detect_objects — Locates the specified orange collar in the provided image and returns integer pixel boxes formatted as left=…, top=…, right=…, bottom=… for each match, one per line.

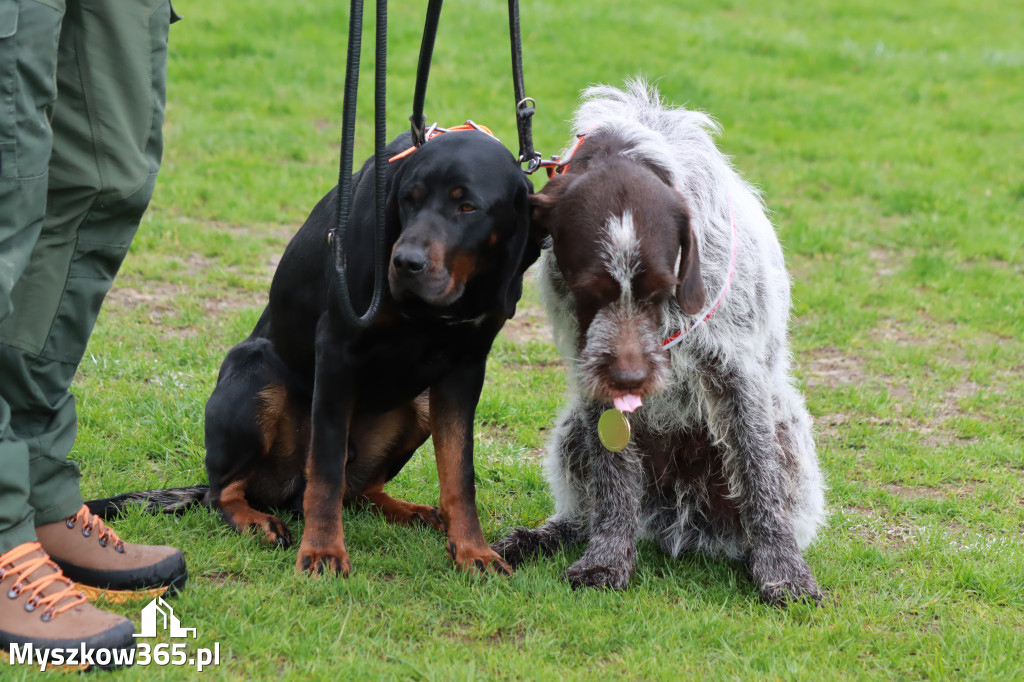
left=388, top=121, right=498, bottom=163
left=538, top=133, right=586, bottom=179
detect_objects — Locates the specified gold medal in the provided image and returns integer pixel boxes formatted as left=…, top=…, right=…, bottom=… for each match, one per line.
left=598, top=408, right=631, bottom=452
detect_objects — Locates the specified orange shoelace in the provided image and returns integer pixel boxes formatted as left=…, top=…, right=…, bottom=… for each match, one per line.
left=66, top=505, right=125, bottom=552
left=0, top=542, right=89, bottom=620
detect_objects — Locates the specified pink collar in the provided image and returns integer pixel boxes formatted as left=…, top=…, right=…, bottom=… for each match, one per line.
left=661, top=195, right=738, bottom=350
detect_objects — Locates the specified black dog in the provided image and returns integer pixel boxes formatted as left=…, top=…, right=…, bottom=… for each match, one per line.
left=91, top=129, right=537, bottom=577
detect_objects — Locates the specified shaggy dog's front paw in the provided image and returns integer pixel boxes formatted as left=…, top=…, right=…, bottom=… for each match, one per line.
left=751, top=547, right=822, bottom=606
left=758, top=573, right=823, bottom=606
left=565, top=560, right=633, bottom=590
left=490, top=527, right=544, bottom=568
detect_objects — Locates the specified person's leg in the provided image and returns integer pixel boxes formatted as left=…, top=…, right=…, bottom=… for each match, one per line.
left=0, top=2, right=138, bottom=668
left=0, top=0, right=186, bottom=609
left=0, top=0, right=171, bottom=529
left=0, top=0, right=66, bottom=556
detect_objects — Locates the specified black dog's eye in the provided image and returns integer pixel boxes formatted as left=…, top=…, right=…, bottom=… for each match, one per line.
left=459, top=204, right=476, bottom=213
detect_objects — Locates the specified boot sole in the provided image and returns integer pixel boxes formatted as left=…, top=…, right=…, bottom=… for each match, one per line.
left=75, top=570, right=188, bottom=604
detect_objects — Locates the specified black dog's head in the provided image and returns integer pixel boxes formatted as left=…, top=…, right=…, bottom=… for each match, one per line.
left=386, top=131, right=536, bottom=318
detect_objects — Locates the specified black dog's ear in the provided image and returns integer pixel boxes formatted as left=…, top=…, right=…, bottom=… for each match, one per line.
left=676, top=204, right=706, bottom=315
left=384, top=160, right=407, bottom=245
left=497, top=174, right=540, bottom=319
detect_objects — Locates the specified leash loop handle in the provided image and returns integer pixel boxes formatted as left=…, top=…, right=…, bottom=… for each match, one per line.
left=331, top=0, right=388, bottom=330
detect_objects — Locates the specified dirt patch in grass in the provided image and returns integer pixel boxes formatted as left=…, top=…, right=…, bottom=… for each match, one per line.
left=842, top=506, right=1014, bottom=554
left=487, top=628, right=527, bottom=646
left=845, top=506, right=920, bottom=549
left=803, top=347, right=870, bottom=389
left=869, top=246, right=904, bottom=278
left=107, top=283, right=265, bottom=339
left=201, top=570, right=252, bottom=587
left=882, top=480, right=982, bottom=501
left=818, top=410, right=979, bottom=452
left=105, top=251, right=268, bottom=337
left=805, top=339, right=988, bottom=448
left=106, top=283, right=181, bottom=313
left=872, top=315, right=1012, bottom=351
left=501, top=299, right=553, bottom=345
left=844, top=506, right=956, bottom=551
left=188, top=219, right=295, bottom=241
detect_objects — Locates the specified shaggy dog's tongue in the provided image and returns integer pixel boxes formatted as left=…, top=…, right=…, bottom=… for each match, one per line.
left=613, top=394, right=643, bottom=413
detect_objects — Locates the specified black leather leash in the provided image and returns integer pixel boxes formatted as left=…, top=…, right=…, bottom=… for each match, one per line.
left=409, top=0, right=444, bottom=147
left=333, top=0, right=541, bottom=330
left=507, top=0, right=542, bottom=173
left=409, top=0, right=541, bottom=170
left=331, top=0, right=388, bottom=330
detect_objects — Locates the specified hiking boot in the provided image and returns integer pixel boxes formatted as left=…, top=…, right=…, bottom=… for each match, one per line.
left=0, top=542, right=135, bottom=671
left=36, top=505, right=187, bottom=603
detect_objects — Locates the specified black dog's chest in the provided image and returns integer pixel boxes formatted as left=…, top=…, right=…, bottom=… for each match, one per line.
left=350, top=319, right=486, bottom=412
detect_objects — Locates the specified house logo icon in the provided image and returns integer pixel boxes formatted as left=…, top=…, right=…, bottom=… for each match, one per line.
left=134, top=596, right=197, bottom=639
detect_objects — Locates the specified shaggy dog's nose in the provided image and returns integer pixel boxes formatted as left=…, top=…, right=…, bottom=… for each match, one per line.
left=392, top=245, right=428, bottom=275
left=609, top=358, right=648, bottom=390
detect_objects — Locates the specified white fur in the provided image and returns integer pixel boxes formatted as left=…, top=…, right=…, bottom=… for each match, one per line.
left=600, top=211, right=640, bottom=301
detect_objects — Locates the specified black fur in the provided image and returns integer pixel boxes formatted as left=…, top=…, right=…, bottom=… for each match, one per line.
left=86, top=485, right=209, bottom=518
left=91, top=130, right=539, bottom=577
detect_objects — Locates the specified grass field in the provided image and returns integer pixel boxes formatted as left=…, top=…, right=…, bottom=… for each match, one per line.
left=12, top=0, right=1023, bottom=679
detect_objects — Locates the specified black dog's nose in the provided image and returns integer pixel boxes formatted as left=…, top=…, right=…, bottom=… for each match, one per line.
left=392, top=246, right=428, bottom=275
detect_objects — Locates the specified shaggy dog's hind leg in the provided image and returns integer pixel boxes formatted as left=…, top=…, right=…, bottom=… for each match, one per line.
left=699, top=358, right=823, bottom=606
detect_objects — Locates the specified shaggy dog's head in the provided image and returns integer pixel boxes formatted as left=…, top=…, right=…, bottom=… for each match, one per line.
left=533, top=138, right=705, bottom=405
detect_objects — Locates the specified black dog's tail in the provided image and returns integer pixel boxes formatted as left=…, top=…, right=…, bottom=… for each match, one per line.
left=86, top=485, right=210, bottom=520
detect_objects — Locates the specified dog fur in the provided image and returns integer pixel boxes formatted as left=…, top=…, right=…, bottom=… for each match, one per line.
left=88, top=129, right=537, bottom=578
left=492, top=80, right=826, bottom=604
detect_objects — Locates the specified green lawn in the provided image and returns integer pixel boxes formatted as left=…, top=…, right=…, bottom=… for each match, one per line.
left=18, top=0, right=1024, bottom=679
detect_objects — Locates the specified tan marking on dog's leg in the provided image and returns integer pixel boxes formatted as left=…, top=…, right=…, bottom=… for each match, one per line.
left=217, top=480, right=292, bottom=547
left=430, top=395, right=511, bottom=576
left=359, top=481, right=446, bottom=532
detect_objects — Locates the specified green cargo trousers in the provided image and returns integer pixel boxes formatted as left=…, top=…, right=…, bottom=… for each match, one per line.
left=0, top=0, right=175, bottom=553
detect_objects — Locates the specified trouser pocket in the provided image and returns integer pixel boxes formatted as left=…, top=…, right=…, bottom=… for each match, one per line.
left=0, top=1, right=19, bottom=179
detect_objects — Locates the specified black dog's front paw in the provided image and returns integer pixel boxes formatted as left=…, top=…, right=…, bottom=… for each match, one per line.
left=296, top=543, right=351, bottom=578
left=490, top=527, right=545, bottom=568
left=565, top=560, right=633, bottom=590
left=751, top=547, right=822, bottom=606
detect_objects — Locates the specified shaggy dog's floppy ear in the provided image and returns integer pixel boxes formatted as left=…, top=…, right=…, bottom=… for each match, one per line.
left=676, top=206, right=706, bottom=315
left=528, top=174, right=569, bottom=240
left=497, top=174, right=540, bottom=319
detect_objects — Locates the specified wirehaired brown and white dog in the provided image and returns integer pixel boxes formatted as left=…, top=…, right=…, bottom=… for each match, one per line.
left=492, top=80, right=826, bottom=605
